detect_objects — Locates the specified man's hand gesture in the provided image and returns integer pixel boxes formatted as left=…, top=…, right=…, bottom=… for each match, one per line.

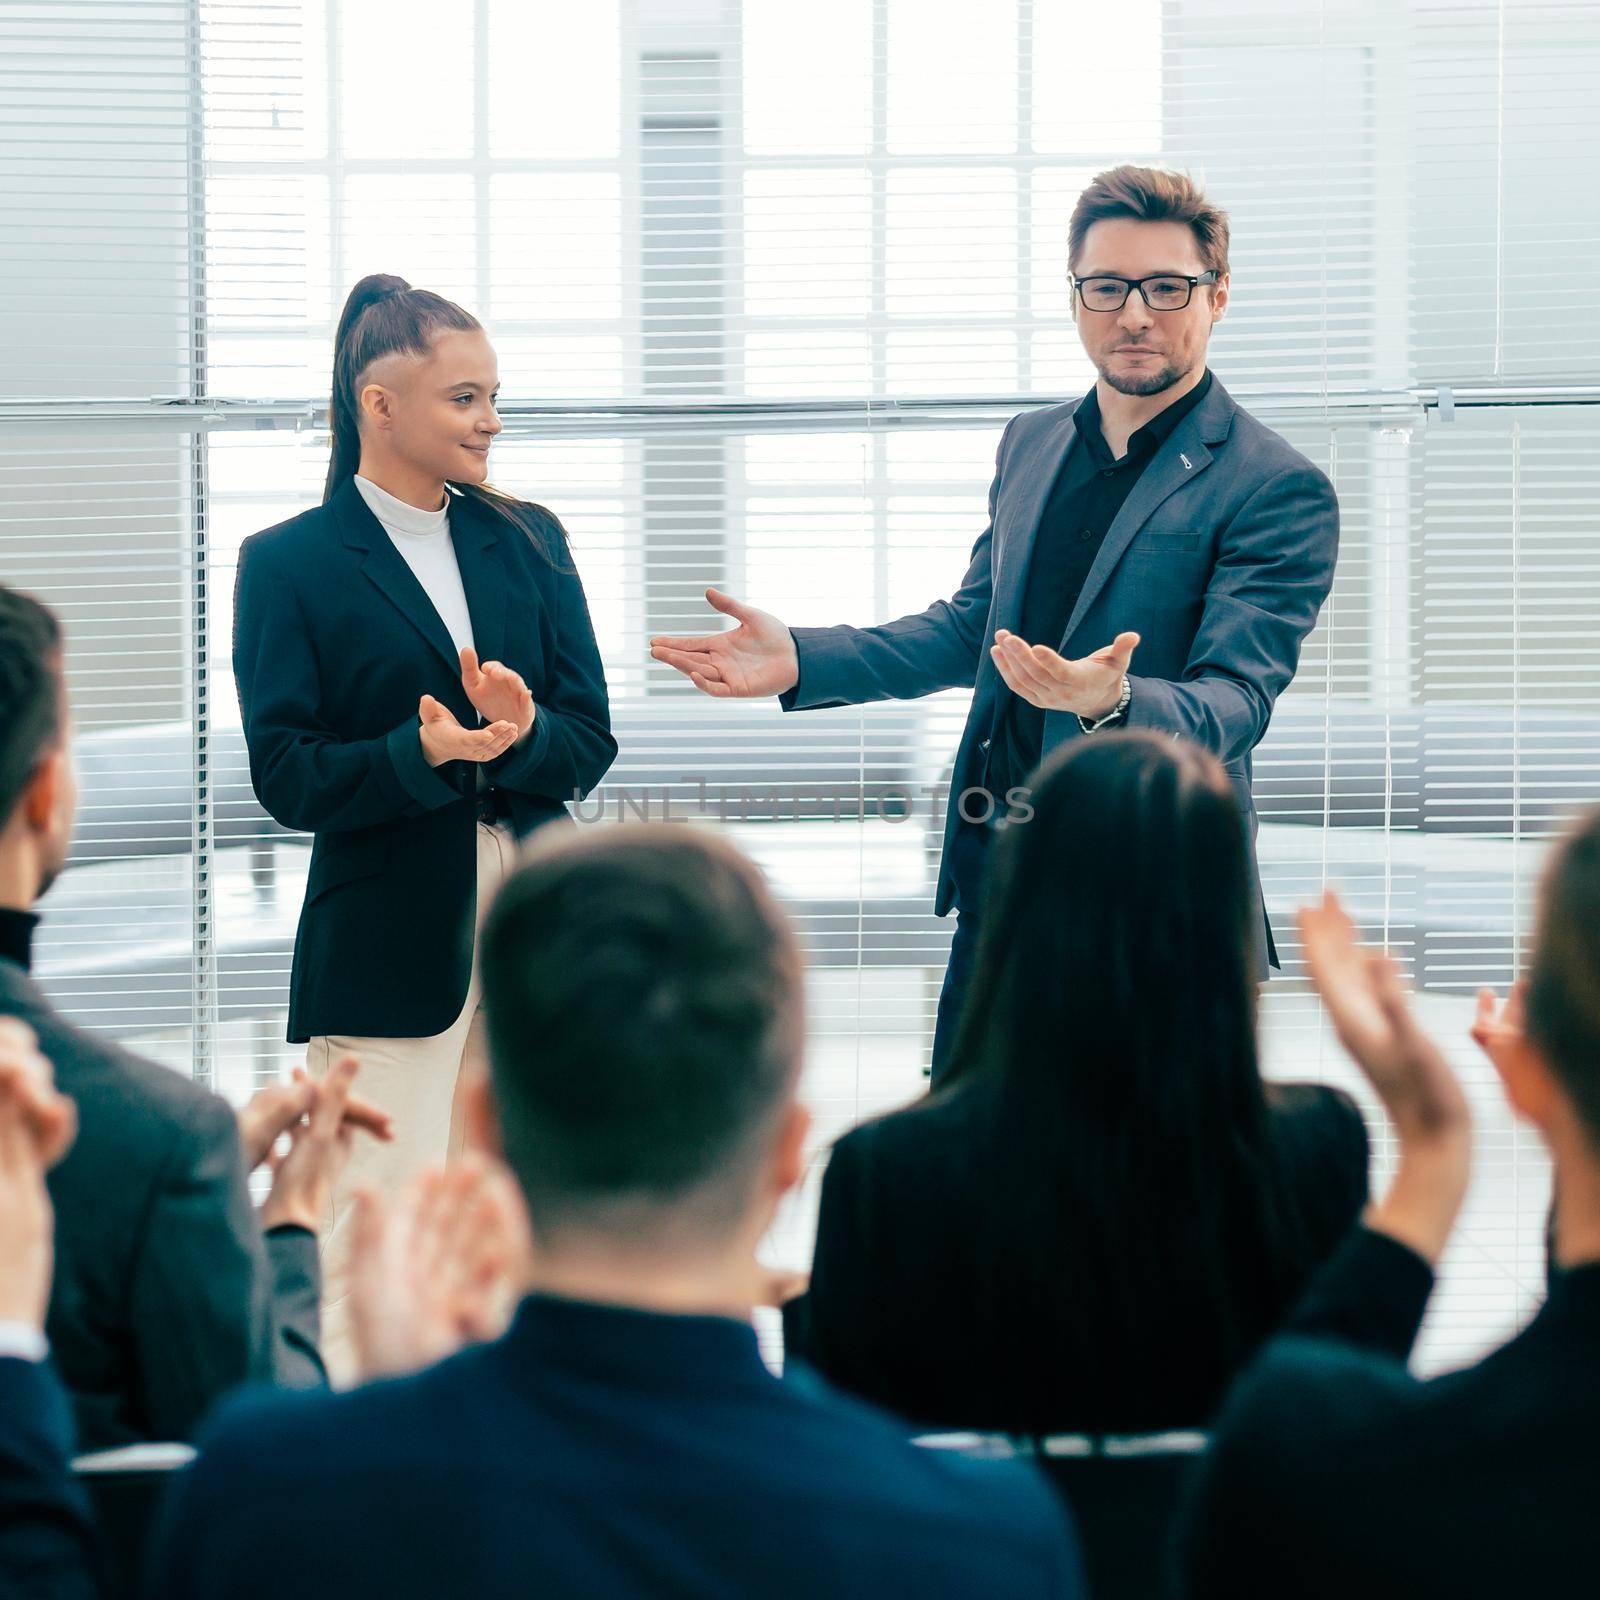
left=649, top=588, right=800, bottom=698
left=989, top=628, right=1139, bottom=719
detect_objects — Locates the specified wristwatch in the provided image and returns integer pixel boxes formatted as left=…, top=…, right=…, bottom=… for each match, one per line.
left=1078, top=674, right=1131, bottom=734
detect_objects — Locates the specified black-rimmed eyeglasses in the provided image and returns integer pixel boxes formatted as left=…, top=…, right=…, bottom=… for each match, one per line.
left=1071, top=270, right=1220, bottom=312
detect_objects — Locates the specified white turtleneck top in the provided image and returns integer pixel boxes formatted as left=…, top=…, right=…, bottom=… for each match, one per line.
left=354, top=474, right=476, bottom=658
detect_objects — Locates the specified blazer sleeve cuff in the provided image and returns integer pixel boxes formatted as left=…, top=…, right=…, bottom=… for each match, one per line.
left=485, top=704, right=554, bottom=788
left=262, top=1226, right=327, bottom=1390
left=0, top=1355, right=75, bottom=1460
left=780, top=627, right=853, bottom=712
left=1119, top=672, right=1185, bottom=735
left=383, top=718, right=465, bottom=813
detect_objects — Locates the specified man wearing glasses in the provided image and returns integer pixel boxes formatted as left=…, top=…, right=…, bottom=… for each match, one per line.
left=651, top=166, right=1339, bottom=1080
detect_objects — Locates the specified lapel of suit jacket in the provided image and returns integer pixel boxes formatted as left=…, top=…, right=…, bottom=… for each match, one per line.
left=334, top=478, right=476, bottom=679
left=991, top=403, right=1082, bottom=637
left=1057, top=378, right=1238, bottom=649
left=447, top=491, right=508, bottom=668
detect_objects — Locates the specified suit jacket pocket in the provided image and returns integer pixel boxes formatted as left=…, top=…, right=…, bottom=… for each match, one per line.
left=1132, top=530, right=1203, bottom=553
left=305, top=833, right=390, bottom=906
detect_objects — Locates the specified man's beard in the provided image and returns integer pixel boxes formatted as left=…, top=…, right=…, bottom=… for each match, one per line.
left=1099, top=351, right=1187, bottom=397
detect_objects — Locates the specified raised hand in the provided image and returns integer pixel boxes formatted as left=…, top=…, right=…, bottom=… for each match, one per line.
left=649, top=588, right=800, bottom=699
left=1298, top=889, right=1469, bottom=1144
left=459, top=647, right=536, bottom=742
left=0, top=1020, right=76, bottom=1169
left=1469, top=980, right=1528, bottom=1079
left=418, top=693, right=519, bottom=768
left=990, top=628, right=1139, bottom=718
left=0, top=1040, right=77, bottom=1329
left=1298, top=888, right=1471, bottom=1265
left=347, top=1155, right=531, bottom=1382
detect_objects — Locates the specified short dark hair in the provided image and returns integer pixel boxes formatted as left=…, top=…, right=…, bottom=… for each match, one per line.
left=0, top=587, right=65, bottom=830
left=1527, top=805, right=1600, bottom=1148
left=480, top=824, right=804, bottom=1239
left=1068, top=164, right=1231, bottom=277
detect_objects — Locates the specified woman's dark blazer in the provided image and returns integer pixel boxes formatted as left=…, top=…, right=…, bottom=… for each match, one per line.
left=783, top=1079, right=1369, bottom=1436
left=233, top=478, right=616, bottom=1043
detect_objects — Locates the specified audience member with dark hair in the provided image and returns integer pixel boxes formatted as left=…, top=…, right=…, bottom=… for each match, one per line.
left=0, top=585, right=388, bottom=1449
left=149, top=825, right=1087, bottom=1600
left=783, top=732, right=1369, bottom=1434
left=1180, top=808, right=1600, bottom=1598
left=0, top=1016, right=97, bottom=1600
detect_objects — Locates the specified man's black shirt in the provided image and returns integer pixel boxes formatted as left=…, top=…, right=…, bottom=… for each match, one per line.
left=986, top=370, right=1214, bottom=802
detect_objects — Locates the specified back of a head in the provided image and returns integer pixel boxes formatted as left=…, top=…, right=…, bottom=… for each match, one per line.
left=1528, top=806, right=1600, bottom=1150
left=945, top=732, right=1296, bottom=1365
left=480, top=824, right=804, bottom=1242
left=951, top=729, right=1260, bottom=1108
left=0, top=585, right=64, bottom=832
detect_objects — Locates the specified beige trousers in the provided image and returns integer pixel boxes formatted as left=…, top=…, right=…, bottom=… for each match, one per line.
left=306, top=819, right=517, bottom=1385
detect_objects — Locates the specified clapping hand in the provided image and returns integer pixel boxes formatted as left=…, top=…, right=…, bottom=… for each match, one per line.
left=0, top=1021, right=77, bottom=1330
left=418, top=694, right=519, bottom=768
left=257, top=1057, right=384, bottom=1235
left=347, top=1155, right=531, bottom=1382
left=1469, top=980, right=1529, bottom=1079
left=649, top=588, right=800, bottom=698
left=458, top=647, right=536, bottom=742
left=1298, top=890, right=1470, bottom=1146
left=0, top=1020, right=76, bottom=1170
left=1298, top=888, right=1471, bottom=1264
left=237, top=1067, right=393, bottom=1172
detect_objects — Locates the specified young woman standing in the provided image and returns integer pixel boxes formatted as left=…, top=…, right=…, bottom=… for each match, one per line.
left=233, top=274, right=615, bottom=1374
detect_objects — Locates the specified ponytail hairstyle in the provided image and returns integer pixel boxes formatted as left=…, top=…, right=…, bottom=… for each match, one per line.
left=325, top=273, right=570, bottom=567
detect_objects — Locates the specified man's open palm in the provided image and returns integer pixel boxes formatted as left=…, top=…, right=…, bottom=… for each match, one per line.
left=649, top=588, right=799, bottom=698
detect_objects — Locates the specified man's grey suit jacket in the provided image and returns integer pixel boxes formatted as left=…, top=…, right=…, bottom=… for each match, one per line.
left=0, top=960, right=325, bottom=1451
left=780, top=375, right=1340, bottom=970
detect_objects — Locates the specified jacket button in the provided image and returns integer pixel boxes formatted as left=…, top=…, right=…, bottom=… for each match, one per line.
left=979, top=738, right=991, bottom=751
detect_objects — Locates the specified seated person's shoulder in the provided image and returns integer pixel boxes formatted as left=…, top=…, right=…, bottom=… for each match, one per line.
left=1209, top=1327, right=1446, bottom=1500
left=779, top=1371, right=1076, bottom=1564
left=1267, top=1080, right=1369, bottom=1162
left=825, top=1086, right=982, bottom=1201
left=34, top=1006, right=238, bottom=1175
left=186, top=1358, right=459, bottom=1485
left=839, top=1081, right=982, bottom=1158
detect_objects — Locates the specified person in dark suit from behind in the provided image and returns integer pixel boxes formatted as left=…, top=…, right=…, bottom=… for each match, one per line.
left=783, top=732, right=1370, bottom=1435
left=0, top=586, right=388, bottom=1450
left=0, top=1012, right=97, bottom=1600
left=149, top=825, right=1087, bottom=1600
left=1180, top=813, right=1600, bottom=1600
